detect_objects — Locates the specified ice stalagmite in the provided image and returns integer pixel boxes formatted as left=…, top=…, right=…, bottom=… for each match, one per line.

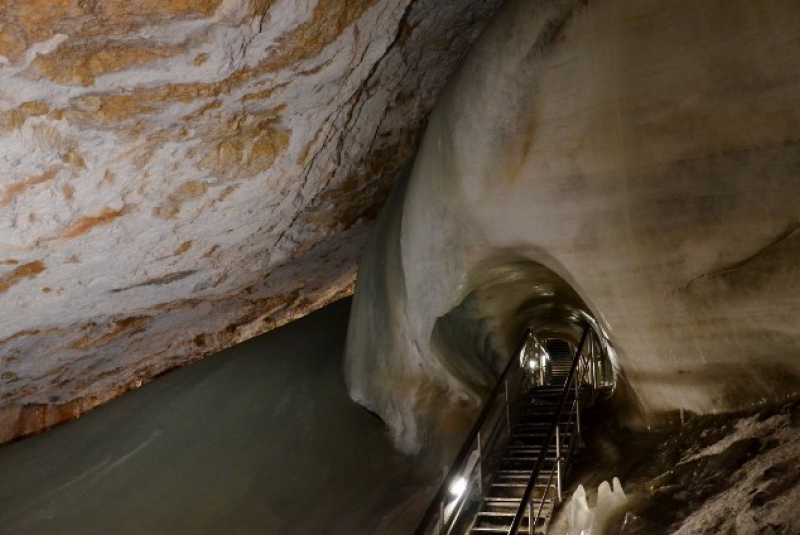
left=567, top=478, right=628, bottom=535
left=568, top=485, right=592, bottom=535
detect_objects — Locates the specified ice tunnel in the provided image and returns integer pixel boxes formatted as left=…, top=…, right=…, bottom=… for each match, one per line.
left=345, top=0, right=800, bottom=456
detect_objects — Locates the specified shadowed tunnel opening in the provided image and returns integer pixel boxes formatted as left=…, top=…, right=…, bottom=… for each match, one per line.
left=430, top=255, right=617, bottom=403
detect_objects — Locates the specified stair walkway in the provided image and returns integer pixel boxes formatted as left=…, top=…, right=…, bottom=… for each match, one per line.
left=468, top=340, right=578, bottom=535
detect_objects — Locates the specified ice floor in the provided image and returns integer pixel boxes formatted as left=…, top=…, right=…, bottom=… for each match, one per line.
left=0, top=299, right=433, bottom=534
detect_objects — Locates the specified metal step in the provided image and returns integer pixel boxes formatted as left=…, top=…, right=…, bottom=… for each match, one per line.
left=518, top=413, right=576, bottom=423
left=471, top=528, right=546, bottom=535
left=507, top=445, right=566, bottom=454
left=471, top=508, right=550, bottom=533
left=471, top=527, right=521, bottom=533
left=477, top=503, right=553, bottom=516
left=510, top=432, right=572, bottom=440
left=475, top=509, right=551, bottom=521
left=510, top=435, right=571, bottom=444
left=501, top=457, right=560, bottom=468
left=531, top=392, right=571, bottom=399
left=484, top=488, right=557, bottom=502
left=480, top=498, right=555, bottom=511
left=521, top=408, right=577, bottom=415
left=529, top=392, right=566, bottom=397
left=515, top=422, right=554, bottom=429
left=471, top=527, right=543, bottom=534
left=482, top=496, right=525, bottom=505
left=495, top=469, right=558, bottom=477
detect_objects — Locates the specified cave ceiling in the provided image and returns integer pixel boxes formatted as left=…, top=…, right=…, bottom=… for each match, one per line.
left=0, top=0, right=503, bottom=443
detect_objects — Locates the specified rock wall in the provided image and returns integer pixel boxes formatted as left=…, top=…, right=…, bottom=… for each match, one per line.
left=345, top=0, right=800, bottom=453
left=0, top=0, right=503, bottom=443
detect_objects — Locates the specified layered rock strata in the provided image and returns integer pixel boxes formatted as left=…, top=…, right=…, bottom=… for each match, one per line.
left=0, top=0, right=503, bottom=443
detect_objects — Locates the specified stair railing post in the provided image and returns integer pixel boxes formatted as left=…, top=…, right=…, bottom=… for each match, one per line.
left=589, top=334, right=596, bottom=395
left=555, top=424, right=562, bottom=502
left=476, top=431, right=482, bottom=495
left=574, top=363, right=581, bottom=446
left=505, top=379, right=511, bottom=436
left=528, top=499, right=535, bottom=535
left=594, top=335, right=599, bottom=393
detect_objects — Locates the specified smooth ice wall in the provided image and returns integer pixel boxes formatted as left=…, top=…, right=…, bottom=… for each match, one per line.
left=346, top=0, right=800, bottom=454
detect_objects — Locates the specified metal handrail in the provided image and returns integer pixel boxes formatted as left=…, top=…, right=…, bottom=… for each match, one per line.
left=415, top=330, right=533, bottom=535
left=508, top=324, right=591, bottom=535
left=530, top=332, right=595, bottom=532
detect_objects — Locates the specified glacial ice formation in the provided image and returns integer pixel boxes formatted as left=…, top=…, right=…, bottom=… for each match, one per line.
left=568, top=485, right=592, bottom=535
left=345, top=0, right=800, bottom=454
left=567, top=478, right=628, bottom=535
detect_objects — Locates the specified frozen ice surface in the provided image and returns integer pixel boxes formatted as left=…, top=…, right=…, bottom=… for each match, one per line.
left=567, top=478, right=628, bottom=535
left=0, top=300, right=434, bottom=534
left=345, top=0, right=800, bottom=454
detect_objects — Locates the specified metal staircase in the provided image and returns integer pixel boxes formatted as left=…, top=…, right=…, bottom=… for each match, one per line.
left=415, top=326, right=601, bottom=535
left=469, top=340, right=578, bottom=534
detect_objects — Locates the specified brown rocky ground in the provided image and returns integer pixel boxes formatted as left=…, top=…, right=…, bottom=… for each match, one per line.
left=550, top=397, right=800, bottom=534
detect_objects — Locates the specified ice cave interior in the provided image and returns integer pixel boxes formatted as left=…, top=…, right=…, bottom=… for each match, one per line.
left=1, top=0, right=799, bottom=534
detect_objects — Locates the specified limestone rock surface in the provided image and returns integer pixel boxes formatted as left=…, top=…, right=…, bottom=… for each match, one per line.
left=0, top=0, right=502, bottom=443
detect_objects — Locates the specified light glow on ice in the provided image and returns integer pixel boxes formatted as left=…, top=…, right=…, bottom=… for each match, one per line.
left=568, top=477, right=628, bottom=535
